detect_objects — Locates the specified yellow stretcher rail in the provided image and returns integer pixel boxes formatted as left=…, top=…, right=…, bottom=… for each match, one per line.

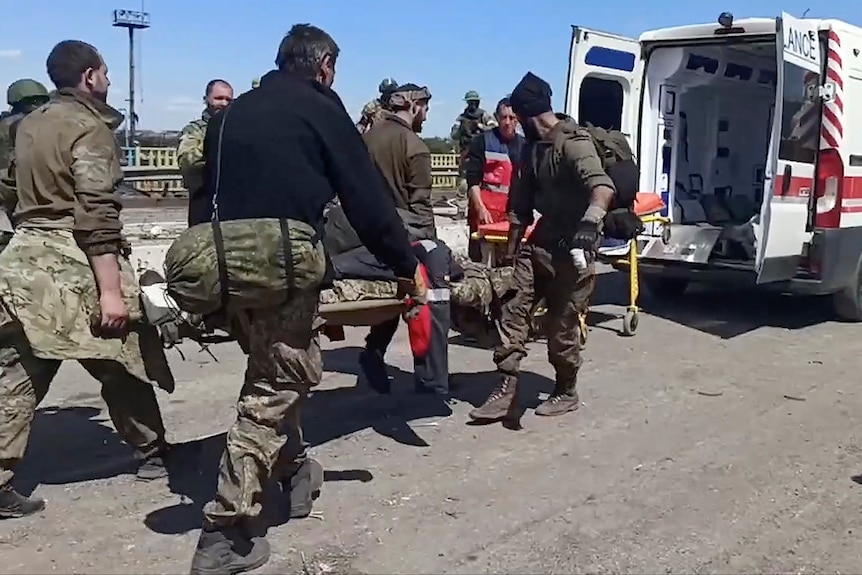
left=470, top=210, right=672, bottom=337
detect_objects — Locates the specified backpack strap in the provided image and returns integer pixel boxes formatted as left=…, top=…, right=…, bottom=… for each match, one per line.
left=583, top=122, right=635, bottom=168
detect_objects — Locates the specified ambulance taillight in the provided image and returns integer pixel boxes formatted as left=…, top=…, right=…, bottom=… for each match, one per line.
left=813, top=148, right=844, bottom=229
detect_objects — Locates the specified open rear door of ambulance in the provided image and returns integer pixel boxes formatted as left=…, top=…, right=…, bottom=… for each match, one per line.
left=756, top=13, right=822, bottom=284
left=564, top=27, right=643, bottom=148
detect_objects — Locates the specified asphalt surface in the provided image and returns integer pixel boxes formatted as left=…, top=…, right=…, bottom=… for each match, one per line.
left=2, top=266, right=862, bottom=574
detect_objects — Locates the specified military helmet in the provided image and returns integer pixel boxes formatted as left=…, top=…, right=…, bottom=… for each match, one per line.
left=378, top=78, right=398, bottom=94
left=7, top=79, right=49, bottom=106
left=463, top=90, right=481, bottom=102
left=251, top=77, right=260, bottom=89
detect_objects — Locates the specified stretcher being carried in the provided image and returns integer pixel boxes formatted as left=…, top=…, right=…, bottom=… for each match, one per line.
left=468, top=192, right=670, bottom=336
left=139, top=258, right=511, bottom=348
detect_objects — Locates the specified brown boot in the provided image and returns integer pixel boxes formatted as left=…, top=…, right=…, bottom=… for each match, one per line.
left=535, top=382, right=580, bottom=417
left=469, top=376, right=518, bottom=421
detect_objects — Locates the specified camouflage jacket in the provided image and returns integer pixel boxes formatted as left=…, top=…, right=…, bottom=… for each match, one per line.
left=0, top=111, right=23, bottom=232
left=0, top=89, right=174, bottom=390
left=0, top=228, right=174, bottom=391
left=357, top=98, right=386, bottom=133
left=0, top=111, right=21, bottom=175
left=13, top=89, right=126, bottom=252
left=176, top=110, right=210, bottom=195
left=450, top=108, right=497, bottom=150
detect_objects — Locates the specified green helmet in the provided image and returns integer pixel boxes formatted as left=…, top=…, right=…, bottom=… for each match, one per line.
left=378, top=78, right=398, bottom=94
left=251, top=77, right=260, bottom=89
left=7, top=79, right=49, bottom=106
left=463, top=90, right=480, bottom=102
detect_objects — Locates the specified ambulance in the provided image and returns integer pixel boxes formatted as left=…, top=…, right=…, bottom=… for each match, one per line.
left=566, top=12, right=862, bottom=320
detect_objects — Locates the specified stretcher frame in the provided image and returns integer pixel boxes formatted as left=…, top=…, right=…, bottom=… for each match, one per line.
left=470, top=197, right=671, bottom=337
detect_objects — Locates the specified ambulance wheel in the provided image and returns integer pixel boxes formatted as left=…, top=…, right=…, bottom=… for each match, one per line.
left=644, top=276, right=689, bottom=300
left=622, top=309, right=638, bottom=336
left=832, top=258, right=862, bottom=322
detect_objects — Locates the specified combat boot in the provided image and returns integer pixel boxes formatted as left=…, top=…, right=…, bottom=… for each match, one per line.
left=189, top=525, right=270, bottom=575
left=0, top=485, right=45, bottom=518
left=535, top=382, right=580, bottom=417
left=469, top=375, right=518, bottom=421
left=281, top=457, right=324, bottom=518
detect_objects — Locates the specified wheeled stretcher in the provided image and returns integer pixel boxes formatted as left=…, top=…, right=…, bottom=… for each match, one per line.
left=468, top=192, right=671, bottom=337
left=596, top=193, right=671, bottom=336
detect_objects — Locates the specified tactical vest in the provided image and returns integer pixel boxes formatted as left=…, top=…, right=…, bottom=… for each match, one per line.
left=457, top=112, right=482, bottom=149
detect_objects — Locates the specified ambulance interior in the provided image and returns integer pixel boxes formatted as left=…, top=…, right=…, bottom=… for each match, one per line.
left=643, top=41, right=779, bottom=262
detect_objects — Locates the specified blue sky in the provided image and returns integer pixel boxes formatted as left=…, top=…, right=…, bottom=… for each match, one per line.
left=1, top=0, right=859, bottom=137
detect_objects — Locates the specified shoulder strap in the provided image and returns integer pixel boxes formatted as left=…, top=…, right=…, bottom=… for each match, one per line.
left=209, top=106, right=231, bottom=311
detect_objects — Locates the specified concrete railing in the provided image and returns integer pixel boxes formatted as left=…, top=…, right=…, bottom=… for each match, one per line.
left=121, top=146, right=461, bottom=195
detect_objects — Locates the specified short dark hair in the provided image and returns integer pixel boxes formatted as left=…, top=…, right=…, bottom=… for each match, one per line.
left=495, top=97, right=512, bottom=116
left=205, top=79, right=232, bottom=96
left=46, top=40, right=102, bottom=90
left=275, top=24, right=340, bottom=78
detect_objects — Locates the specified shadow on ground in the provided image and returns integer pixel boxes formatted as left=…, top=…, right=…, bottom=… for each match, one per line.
left=13, top=405, right=141, bottom=496
left=588, top=268, right=837, bottom=339
left=143, top=347, right=552, bottom=535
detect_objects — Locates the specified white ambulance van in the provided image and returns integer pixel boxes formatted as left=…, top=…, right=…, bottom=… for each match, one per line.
left=566, top=13, right=862, bottom=320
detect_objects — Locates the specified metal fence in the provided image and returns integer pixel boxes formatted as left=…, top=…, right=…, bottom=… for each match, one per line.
left=121, top=146, right=461, bottom=196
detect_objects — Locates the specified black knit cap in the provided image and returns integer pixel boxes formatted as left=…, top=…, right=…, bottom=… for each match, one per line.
left=509, top=72, right=552, bottom=118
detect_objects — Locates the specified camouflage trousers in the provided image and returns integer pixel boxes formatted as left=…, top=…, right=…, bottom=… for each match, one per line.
left=493, top=243, right=595, bottom=387
left=0, top=320, right=166, bottom=489
left=203, top=289, right=322, bottom=528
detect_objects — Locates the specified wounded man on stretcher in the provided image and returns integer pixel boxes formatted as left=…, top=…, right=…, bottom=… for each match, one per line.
left=142, top=206, right=515, bottom=349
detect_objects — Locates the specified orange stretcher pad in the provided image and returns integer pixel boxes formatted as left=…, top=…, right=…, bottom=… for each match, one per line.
left=474, top=193, right=666, bottom=242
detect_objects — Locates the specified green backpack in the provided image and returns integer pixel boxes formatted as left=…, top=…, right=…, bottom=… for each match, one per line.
left=552, top=122, right=638, bottom=207
left=551, top=122, right=643, bottom=239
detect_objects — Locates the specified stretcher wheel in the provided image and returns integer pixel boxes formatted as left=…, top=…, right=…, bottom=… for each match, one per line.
left=622, top=309, right=638, bottom=336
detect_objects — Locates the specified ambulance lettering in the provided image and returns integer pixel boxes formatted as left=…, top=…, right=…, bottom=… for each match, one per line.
left=783, top=27, right=819, bottom=64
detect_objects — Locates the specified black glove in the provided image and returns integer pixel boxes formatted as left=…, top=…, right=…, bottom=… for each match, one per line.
left=570, top=220, right=601, bottom=256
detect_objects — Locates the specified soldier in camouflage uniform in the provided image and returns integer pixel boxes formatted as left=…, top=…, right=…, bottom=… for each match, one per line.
left=356, top=77, right=397, bottom=133
left=0, top=79, right=49, bottom=250
left=469, top=72, right=616, bottom=422
left=177, top=78, right=233, bottom=225
left=450, top=91, right=497, bottom=162
left=0, top=40, right=175, bottom=519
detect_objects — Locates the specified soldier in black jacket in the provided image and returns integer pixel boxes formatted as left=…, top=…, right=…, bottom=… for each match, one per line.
left=189, top=24, right=427, bottom=575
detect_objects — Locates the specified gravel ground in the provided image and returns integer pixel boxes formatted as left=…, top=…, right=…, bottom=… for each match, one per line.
left=2, top=264, right=862, bottom=574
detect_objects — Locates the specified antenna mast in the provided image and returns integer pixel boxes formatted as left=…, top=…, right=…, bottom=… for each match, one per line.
left=112, top=8, right=150, bottom=144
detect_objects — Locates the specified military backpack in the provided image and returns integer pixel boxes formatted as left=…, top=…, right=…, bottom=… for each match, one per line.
left=552, top=122, right=643, bottom=240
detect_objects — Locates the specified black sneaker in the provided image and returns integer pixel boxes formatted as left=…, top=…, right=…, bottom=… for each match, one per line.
left=136, top=445, right=171, bottom=481
left=189, top=526, right=271, bottom=575
left=359, top=350, right=391, bottom=394
left=0, top=485, right=45, bottom=519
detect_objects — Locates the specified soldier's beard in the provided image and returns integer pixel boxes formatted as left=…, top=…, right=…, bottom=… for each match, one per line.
left=522, top=121, right=540, bottom=141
